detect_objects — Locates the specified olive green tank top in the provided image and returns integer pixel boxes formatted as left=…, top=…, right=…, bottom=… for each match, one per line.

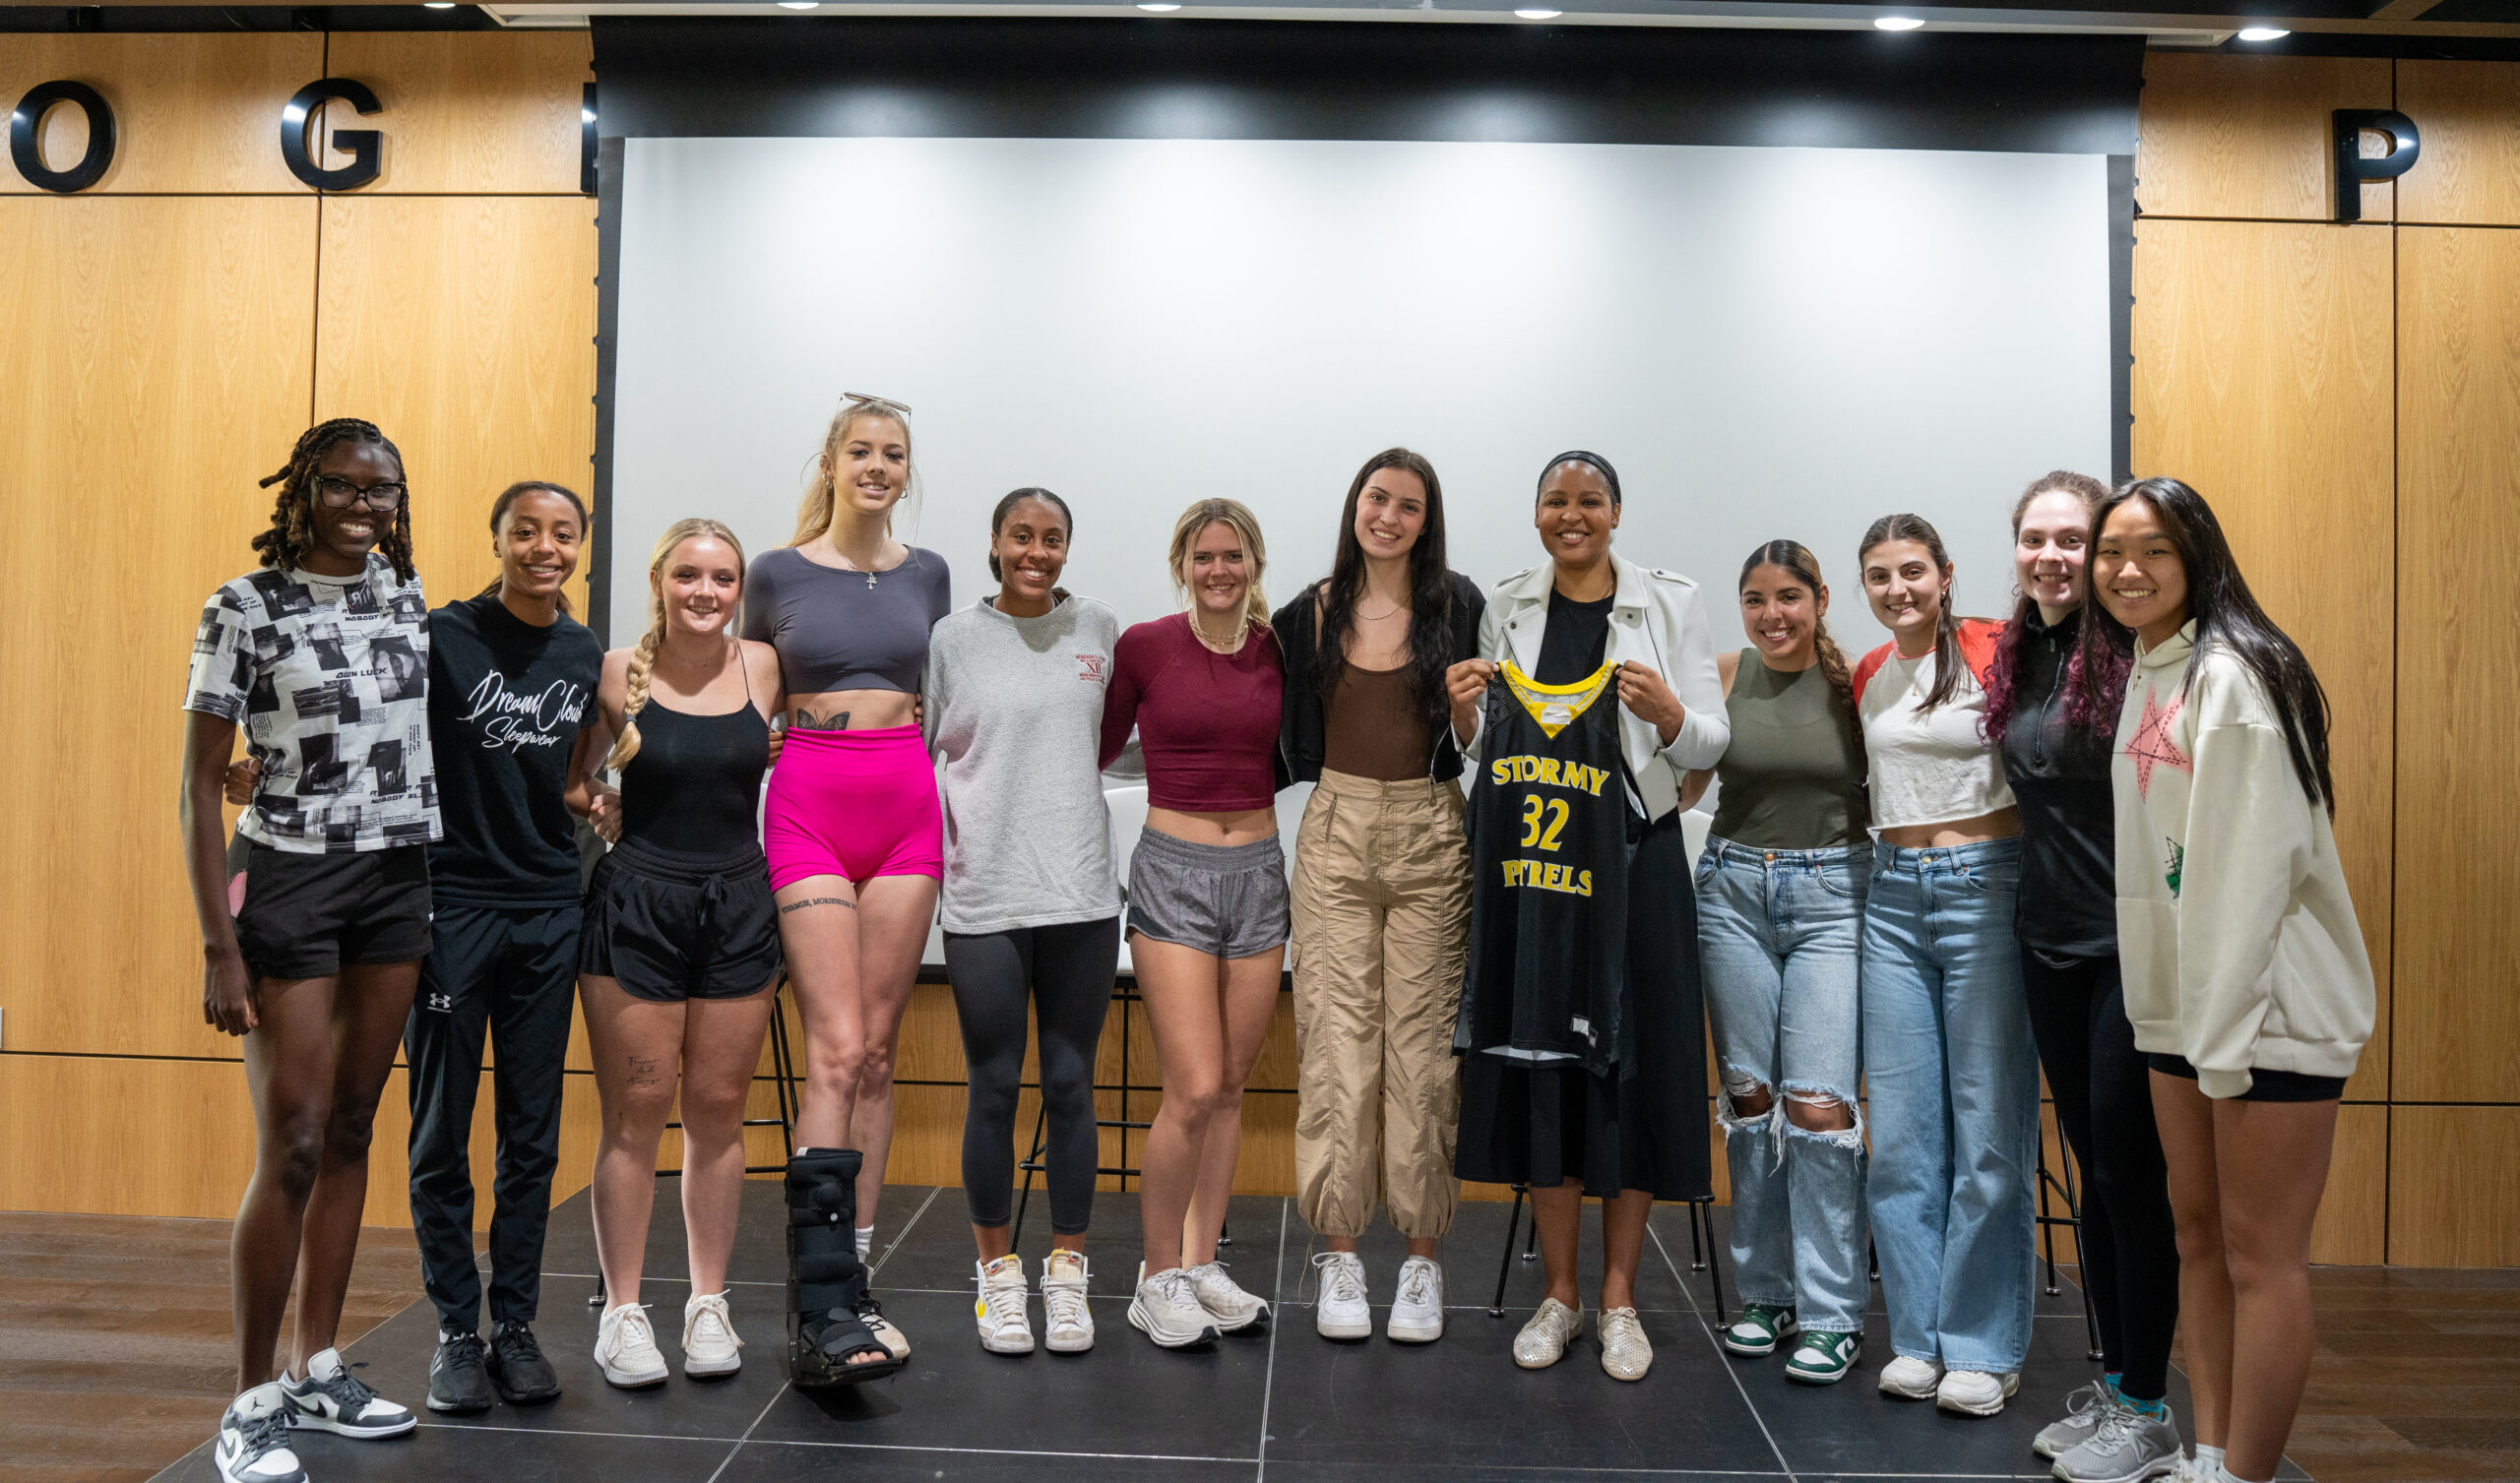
left=1710, top=649, right=1868, bottom=849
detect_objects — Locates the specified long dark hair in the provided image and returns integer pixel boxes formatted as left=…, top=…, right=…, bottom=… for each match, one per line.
left=2077, top=476, right=2336, bottom=813
left=476, top=480, right=591, bottom=616
left=255, top=418, right=413, bottom=584
left=1981, top=470, right=2128, bottom=742
left=1739, top=539, right=1861, bottom=765
left=1858, top=513, right=1965, bottom=711
left=1311, top=448, right=1454, bottom=739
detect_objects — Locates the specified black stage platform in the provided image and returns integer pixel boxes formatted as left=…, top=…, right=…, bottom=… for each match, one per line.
left=154, top=1185, right=2306, bottom=1482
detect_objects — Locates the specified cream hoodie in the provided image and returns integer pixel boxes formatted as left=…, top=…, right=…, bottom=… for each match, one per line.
left=2111, top=622, right=2373, bottom=1098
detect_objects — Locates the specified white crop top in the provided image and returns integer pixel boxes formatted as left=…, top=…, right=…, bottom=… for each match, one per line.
left=1857, top=647, right=2015, bottom=833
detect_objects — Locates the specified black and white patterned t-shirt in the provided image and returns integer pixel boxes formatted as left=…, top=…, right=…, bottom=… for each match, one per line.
left=183, top=554, right=442, bottom=853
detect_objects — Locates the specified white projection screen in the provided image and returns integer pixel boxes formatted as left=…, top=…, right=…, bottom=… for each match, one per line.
left=607, top=134, right=2113, bottom=656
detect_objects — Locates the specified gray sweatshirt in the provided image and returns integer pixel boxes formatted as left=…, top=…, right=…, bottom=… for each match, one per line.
left=923, top=593, right=1122, bottom=934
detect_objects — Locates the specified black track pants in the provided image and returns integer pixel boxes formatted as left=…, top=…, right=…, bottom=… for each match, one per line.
left=407, top=901, right=580, bottom=1331
left=2021, top=945, right=2179, bottom=1401
left=944, top=917, right=1121, bottom=1236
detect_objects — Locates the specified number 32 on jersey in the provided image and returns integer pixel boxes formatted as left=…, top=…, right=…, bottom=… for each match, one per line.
left=1492, top=752, right=1609, bottom=898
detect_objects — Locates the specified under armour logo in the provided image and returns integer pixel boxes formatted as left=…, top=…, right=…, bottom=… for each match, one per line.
left=425, top=992, right=453, bottom=1012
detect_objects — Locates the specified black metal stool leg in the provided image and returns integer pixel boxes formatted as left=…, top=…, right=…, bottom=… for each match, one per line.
left=1694, top=1197, right=1729, bottom=1325
left=1490, top=1186, right=1527, bottom=1317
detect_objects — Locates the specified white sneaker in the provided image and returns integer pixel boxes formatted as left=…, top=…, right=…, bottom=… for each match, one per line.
left=216, top=1384, right=305, bottom=1483
left=681, top=1291, right=743, bottom=1378
left=1878, top=1353, right=1944, bottom=1398
left=976, top=1255, right=1036, bottom=1354
left=595, top=1302, right=668, bottom=1388
left=1599, top=1307, right=1653, bottom=1382
left=1312, top=1251, right=1371, bottom=1340
left=1387, top=1256, right=1444, bottom=1343
left=1513, top=1297, right=1584, bottom=1369
left=1040, top=1248, right=1095, bottom=1354
left=279, top=1348, right=415, bottom=1438
left=1185, top=1260, right=1269, bottom=1332
left=2037, top=1381, right=2124, bottom=1459
left=1128, top=1264, right=1220, bottom=1349
left=1937, top=1368, right=2020, bottom=1416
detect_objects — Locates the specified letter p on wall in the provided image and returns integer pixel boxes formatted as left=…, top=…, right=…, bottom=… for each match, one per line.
left=2333, top=108, right=2420, bottom=222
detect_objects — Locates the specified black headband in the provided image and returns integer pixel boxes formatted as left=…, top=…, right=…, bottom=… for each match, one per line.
left=1540, top=450, right=1621, bottom=505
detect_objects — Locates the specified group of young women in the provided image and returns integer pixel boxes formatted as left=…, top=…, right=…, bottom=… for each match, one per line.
left=181, top=400, right=2370, bottom=1483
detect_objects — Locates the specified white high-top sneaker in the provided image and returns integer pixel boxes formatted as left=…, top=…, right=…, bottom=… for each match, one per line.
left=1040, top=1248, right=1095, bottom=1354
left=976, top=1254, right=1036, bottom=1355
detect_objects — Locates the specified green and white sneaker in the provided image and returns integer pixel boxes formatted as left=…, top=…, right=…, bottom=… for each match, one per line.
left=1783, top=1329, right=1859, bottom=1385
left=1720, top=1302, right=1797, bottom=1356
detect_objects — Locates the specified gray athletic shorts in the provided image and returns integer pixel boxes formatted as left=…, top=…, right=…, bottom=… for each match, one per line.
left=1125, top=828, right=1290, bottom=960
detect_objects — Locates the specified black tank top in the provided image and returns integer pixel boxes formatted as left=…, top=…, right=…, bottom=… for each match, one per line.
left=619, top=694, right=769, bottom=855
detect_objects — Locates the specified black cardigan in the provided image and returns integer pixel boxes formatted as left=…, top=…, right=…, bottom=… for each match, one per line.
left=1273, top=570, right=1486, bottom=784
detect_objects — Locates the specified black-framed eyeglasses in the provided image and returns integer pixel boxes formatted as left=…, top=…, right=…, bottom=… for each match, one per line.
left=313, top=475, right=409, bottom=511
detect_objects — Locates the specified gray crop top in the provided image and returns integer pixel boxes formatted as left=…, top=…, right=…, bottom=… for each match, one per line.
left=742, top=545, right=952, bottom=695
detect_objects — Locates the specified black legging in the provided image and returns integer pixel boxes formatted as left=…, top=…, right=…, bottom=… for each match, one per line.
left=945, top=917, right=1121, bottom=1236
left=2021, top=946, right=2179, bottom=1401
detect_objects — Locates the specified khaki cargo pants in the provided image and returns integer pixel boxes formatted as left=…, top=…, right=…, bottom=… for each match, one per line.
left=1290, top=768, right=1472, bottom=1241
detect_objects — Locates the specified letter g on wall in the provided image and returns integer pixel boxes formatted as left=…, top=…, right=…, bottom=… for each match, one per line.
left=283, top=78, right=384, bottom=190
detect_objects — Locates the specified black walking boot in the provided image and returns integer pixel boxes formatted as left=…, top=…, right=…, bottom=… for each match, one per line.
left=785, top=1149, right=905, bottom=1388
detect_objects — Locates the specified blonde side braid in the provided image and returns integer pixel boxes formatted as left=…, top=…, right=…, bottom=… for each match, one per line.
left=604, top=623, right=663, bottom=772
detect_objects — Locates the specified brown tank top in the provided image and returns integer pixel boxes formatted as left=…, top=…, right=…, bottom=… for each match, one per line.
left=1322, top=662, right=1432, bottom=781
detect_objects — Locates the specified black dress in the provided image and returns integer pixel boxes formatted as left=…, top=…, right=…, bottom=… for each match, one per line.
left=1454, top=588, right=1713, bottom=1201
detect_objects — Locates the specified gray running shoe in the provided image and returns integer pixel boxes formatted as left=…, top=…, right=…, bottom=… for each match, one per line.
left=2053, top=1402, right=2183, bottom=1483
left=2037, top=1380, right=2125, bottom=1459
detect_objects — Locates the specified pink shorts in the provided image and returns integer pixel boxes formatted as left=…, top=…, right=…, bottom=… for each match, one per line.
left=763, top=725, right=943, bottom=891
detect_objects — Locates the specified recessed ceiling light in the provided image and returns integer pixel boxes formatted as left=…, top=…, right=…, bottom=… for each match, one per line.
left=778, top=2, right=818, bottom=9
left=2236, top=24, right=2289, bottom=38
left=422, top=2, right=456, bottom=8
left=1514, top=7, right=1563, bottom=16
left=1873, top=15, right=1925, bottom=29
left=1139, top=3, right=1182, bottom=9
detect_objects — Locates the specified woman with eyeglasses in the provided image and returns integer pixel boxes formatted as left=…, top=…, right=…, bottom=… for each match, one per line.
left=181, top=419, right=433, bottom=1483
left=1101, top=498, right=1290, bottom=1351
left=742, top=393, right=951, bottom=1386
left=1450, top=451, right=1726, bottom=1384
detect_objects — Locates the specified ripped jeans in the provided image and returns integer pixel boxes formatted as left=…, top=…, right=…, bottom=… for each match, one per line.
left=1694, top=837, right=1870, bottom=1334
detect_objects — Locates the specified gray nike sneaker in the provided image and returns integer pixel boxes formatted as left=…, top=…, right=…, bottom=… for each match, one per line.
left=2052, top=1401, right=2183, bottom=1483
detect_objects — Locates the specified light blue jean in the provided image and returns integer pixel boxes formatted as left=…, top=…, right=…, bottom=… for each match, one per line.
left=1695, top=837, right=1871, bottom=1335
left=1860, top=837, right=2040, bottom=1374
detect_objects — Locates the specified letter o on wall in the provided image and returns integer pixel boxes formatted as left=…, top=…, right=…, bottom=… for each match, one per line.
left=10, top=81, right=116, bottom=193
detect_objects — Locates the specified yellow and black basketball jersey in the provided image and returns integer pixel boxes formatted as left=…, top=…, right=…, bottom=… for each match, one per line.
left=1456, top=660, right=1634, bottom=1076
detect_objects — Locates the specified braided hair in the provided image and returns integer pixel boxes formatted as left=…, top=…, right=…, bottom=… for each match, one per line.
left=254, top=418, right=413, bottom=584
left=1739, top=540, right=1862, bottom=766
left=604, top=518, right=747, bottom=772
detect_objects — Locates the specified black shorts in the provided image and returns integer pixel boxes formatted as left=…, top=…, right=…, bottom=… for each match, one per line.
left=227, top=836, right=433, bottom=982
left=579, top=838, right=781, bottom=1003
left=2148, top=1053, right=2347, bottom=1103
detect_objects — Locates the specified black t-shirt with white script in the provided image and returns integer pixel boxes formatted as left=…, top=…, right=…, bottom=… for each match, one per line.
left=425, top=592, right=603, bottom=907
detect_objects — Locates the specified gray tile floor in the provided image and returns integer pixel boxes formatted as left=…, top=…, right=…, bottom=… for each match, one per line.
left=154, top=1184, right=2304, bottom=1482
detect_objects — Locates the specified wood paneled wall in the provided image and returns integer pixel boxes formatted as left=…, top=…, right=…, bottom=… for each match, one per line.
left=2135, top=52, right=2520, bottom=1266
left=5, top=35, right=2516, bottom=1269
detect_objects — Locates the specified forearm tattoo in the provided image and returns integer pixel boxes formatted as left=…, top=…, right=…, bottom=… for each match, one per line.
left=791, top=708, right=850, bottom=730
left=780, top=896, right=856, bottom=914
